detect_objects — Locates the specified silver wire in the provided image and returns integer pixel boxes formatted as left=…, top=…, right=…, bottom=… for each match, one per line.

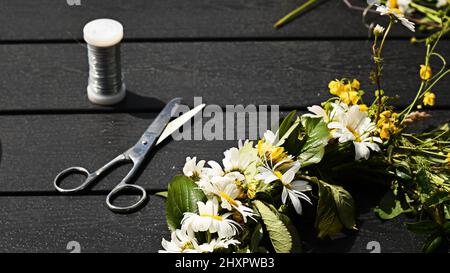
left=87, top=44, right=124, bottom=96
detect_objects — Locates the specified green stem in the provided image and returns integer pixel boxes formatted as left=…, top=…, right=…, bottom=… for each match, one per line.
left=378, top=20, right=393, bottom=54
left=274, top=0, right=317, bottom=29
left=374, top=19, right=393, bottom=123
left=398, top=146, right=447, bottom=157
left=400, top=43, right=431, bottom=122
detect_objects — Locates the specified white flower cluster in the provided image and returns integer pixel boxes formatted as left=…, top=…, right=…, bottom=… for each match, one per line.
left=305, top=102, right=382, bottom=160
left=160, top=133, right=313, bottom=253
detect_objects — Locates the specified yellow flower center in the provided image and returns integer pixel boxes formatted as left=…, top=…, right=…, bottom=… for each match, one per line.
left=258, top=139, right=292, bottom=166
left=247, top=182, right=257, bottom=199
left=219, top=191, right=239, bottom=207
left=180, top=241, right=194, bottom=252
left=257, top=139, right=266, bottom=157
left=200, top=214, right=223, bottom=221
left=274, top=170, right=283, bottom=180
left=347, top=126, right=361, bottom=142
left=388, top=0, right=398, bottom=8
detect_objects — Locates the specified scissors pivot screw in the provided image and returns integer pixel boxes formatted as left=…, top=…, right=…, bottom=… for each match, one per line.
left=142, top=140, right=148, bottom=145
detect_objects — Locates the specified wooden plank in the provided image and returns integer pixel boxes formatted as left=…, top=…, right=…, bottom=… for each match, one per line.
left=0, top=194, right=425, bottom=252
left=0, top=113, right=266, bottom=192
left=0, top=0, right=418, bottom=41
left=0, top=196, right=169, bottom=253
left=0, top=41, right=448, bottom=112
left=0, top=111, right=448, bottom=193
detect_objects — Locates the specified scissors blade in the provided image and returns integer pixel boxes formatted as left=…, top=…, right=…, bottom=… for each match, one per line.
left=156, top=103, right=206, bottom=145
left=145, top=97, right=182, bottom=138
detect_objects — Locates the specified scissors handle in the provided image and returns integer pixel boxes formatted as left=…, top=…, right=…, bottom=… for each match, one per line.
left=54, top=166, right=97, bottom=193
left=54, top=154, right=126, bottom=193
left=106, top=184, right=147, bottom=213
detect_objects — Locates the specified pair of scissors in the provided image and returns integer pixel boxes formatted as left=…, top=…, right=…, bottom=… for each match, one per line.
left=54, top=98, right=205, bottom=213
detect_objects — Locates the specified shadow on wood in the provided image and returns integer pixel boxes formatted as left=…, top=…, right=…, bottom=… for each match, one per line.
left=116, top=89, right=166, bottom=112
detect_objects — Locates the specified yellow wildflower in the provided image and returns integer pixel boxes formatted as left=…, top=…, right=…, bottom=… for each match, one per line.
left=328, top=80, right=345, bottom=96
left=420, top=65, right=432, bottom=80
left=351, top=79, right=360, bottom=90
left=339, top=90, right=359, bottom=105
left=380, top=123, right=391, bottom=140
left=359, top=104, right=369, bottom=112
left=380, top=110, right=391, bottom=120
left=377, top=110, right=400, bottom=140
left=423, top=92, right=436, bottom=106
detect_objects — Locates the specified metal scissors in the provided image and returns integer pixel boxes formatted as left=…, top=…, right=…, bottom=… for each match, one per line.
left=54, top=98, right=205, bottom=213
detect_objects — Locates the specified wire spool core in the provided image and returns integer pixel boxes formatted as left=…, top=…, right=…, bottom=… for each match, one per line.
left=83, top=19, right=126, bottom=105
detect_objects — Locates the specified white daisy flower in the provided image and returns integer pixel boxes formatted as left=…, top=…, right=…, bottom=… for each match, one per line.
left=181, top=197, right=240, bottom=238
left=194, top=238, right=240, bottom=253
left=159, top=229, right=200, bottom=253
left=328, top=105, right=382, bottom=160
left=256, top=162, right=312, bottom=214
left=183, top=156, right=205, bottom=179
left=373, top=24, right=385, bottom=36
left=304, top=101, right=348, bottom=124
left=203, top=160, right=225, bottom=178
left=375, top=5, right=415, bottom=32
left=210, top=175, right=255, bottom=222
left=437, top=0, right=449, bottom=8
left=278, top=163, right=312, bottom=214
left=261, top=130, right=278, bottom=145
left=397, top=0, right=413, bottom=14
left=222, top=147, right=254, bottom=173
left=255, top=157, right=294, bottom=184
left=303, top=105, right=330, bottom=122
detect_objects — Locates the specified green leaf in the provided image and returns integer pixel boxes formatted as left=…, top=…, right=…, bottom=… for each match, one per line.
left=253, top=200, right=292, bottom=253
left=374, top=190, right=411, bottom=220
left=298, top=116, right=330, bottom=167
left=250, top=223, right=264, bottom=253
left=394, top=162, right=412, bottom=180
left=424, top=191, right=450, bottom=208
left=405, top=221, right=438, bottom=235
left=422, top=233, right=443, bottom=253
left=278, top=111, right=297, bottom=140
left=444, top=205, right=450, bottom=220
left=416, top=168, right=433, bottom=203
left=329, top=184, right=356, bottom=230
left=314, top=178, right=356, bottom=238
left=315, top=184, right=343, bottom=238
left=166, top=175, right=206, bottom=231
left=278, top=117, right=301, bottom=147
left=155, top=191, right=168, bottom=198
left=278, top=213, right=302, bottom=253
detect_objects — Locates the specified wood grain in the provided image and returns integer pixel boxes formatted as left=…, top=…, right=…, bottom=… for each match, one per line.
left=0, top=0, right=420, bottom=41
left=0, top=196, right=168, bottom=253
left=0, top=41, right=448, bottom=112
left=0, top=111, right=448, bottom=193
left=0, top=194, right=424, bottom=253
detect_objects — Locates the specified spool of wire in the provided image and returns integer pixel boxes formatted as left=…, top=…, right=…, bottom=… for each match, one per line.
left=83, top=19, right=126, bottom=105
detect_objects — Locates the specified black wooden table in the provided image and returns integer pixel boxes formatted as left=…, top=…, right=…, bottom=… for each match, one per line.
left=0, top=0, right=448, bottom=253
